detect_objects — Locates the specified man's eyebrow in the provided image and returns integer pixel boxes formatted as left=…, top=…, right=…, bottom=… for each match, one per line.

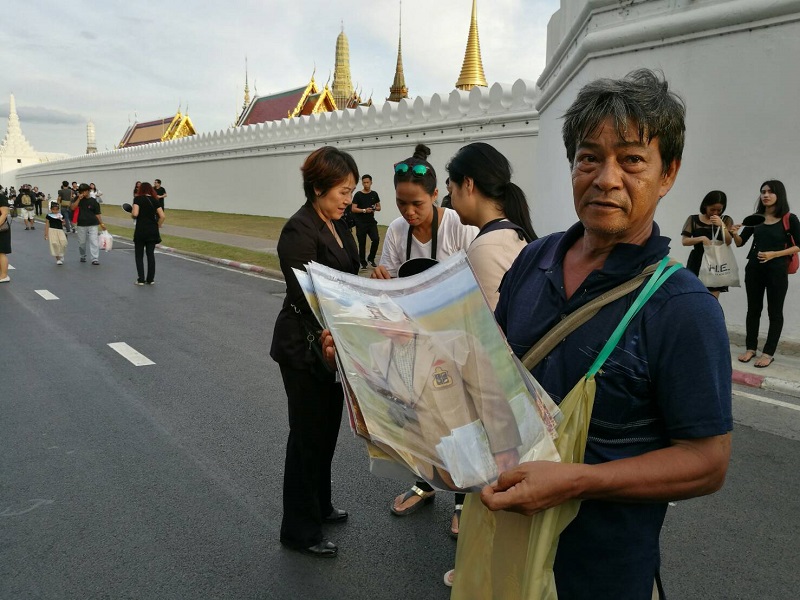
left=577, top=138, right=648, bottom=150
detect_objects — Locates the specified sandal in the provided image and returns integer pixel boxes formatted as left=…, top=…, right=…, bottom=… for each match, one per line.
left=450, top=503, right=463, bottom=538
left=738, top=350, right=756, bottom=363
left=390, top=485, right=435, bottom=516
left=754, top=355, right=774, bottom=368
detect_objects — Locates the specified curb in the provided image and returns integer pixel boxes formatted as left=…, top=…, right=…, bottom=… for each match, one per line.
left=155, top=243, right=284, bottom=279
left=732, top=369, right=800, bottom=400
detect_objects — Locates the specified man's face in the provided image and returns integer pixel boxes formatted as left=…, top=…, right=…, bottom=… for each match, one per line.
left=362, top=177, right=371, bottom=192
left=154, top=180, right=160, bottom=188
left=571, top=117, right=679, bottom=244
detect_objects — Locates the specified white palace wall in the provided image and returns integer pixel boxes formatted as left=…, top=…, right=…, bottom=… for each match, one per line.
left=15, top=82, right=540, bottom=227
left=533, top=0, right=800, bottom=255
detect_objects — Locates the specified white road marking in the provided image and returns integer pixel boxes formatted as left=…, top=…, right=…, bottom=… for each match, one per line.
left=733, top=389, right=800, bottom=412
left=34, top=289, right=59, bottom=300
left=108, top=342, right=155, bottom=366
left=8, top=265, right=15, bottom=270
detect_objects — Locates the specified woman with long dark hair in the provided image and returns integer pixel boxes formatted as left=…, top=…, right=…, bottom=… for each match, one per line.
left=441, top=141, right=536, bottom=586
left=681, top=190, right=734, bottom=299
left=733, top=180, right=800, bottom=367
left=131, top=182, right=165, bottom=285
left=270, top=146, right=360, bottom=557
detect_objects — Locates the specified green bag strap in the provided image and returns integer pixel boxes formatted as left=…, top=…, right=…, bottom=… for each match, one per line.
left=586, top=256, right=682, bottom=378
left=521, top=258, right=680, bottom=371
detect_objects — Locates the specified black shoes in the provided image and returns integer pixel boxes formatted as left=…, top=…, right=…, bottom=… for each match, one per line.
left=282, top=539, right=338, bottom=558
left=360, top=261, right=368, bottom=269
left=323, top=508, right=348, bottom=523
left=368, top=260, right=377, bottom=268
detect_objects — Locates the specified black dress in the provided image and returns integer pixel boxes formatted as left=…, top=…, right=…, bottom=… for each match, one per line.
left=681, top=214, right=734, bottom=292
left=133, top=195, right=162, bottom=244
left=270, top=202, right=359, bottom=550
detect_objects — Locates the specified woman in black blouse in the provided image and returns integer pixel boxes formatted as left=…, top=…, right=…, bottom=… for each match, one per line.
left=732, top=180, right=800, bottom=367
left=270, top=147, right=359, bottom=557
left=131, top=182, right=165, bottom=285
left=681, top=190, right=734, bottom=298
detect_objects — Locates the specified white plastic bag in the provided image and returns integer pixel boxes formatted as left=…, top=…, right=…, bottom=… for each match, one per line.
left=99, top=230, right=113, bottom=252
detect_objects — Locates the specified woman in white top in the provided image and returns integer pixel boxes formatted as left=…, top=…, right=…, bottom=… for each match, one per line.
left=375, top=144, right=478, bottom=530
left=441, top=141, right=536, bottom=588
left=372, top=144, right=477, bottom=280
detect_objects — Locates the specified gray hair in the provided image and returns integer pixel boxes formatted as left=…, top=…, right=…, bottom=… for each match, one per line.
left=562, top=69, right=686, bottom=174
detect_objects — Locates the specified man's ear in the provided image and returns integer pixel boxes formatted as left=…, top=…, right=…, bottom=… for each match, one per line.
left=659, top=159, right=681, bottom=199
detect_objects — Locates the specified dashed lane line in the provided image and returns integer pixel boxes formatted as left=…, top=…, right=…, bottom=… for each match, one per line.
left=108, top=342, right=156, bottom=366
left=34, top=289, right=59, bottom=300
left=733, top=389, right=800, bottom=412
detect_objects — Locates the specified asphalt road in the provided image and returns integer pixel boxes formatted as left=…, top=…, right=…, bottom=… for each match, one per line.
left=1, top=227, right=798, bottom=599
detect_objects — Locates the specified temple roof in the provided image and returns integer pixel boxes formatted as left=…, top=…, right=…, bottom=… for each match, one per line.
left=236, top=78, right=338, bottom=126
left=0, top=94, right=37, bottom=157
left=118, top=112, right=196, bottom=148
left=388, top=3, right=409, bottom=102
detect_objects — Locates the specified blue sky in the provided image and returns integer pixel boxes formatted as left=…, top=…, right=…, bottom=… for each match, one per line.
left=2, top=0, right=559, bottom=156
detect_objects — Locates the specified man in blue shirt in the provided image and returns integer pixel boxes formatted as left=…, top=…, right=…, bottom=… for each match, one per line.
left=481, top=69, right=733, bottom=598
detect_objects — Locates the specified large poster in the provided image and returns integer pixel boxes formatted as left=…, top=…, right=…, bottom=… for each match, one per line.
left=295, top=251, right=560, bottom=492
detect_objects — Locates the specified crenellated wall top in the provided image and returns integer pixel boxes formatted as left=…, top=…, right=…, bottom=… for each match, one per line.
left=19, top=80, right=541, bottom=174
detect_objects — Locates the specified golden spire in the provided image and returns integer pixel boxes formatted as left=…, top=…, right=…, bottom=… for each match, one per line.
left=332, top=23, right=354, bottom=109
left=387, top=1, right=409, bottom=102
left=243, top=57, right=250, bottom=112
left=455, top=0, right=487, bottom=91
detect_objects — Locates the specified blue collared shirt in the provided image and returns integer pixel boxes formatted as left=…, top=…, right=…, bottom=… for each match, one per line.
left=496, top=222, right=733, bottom=599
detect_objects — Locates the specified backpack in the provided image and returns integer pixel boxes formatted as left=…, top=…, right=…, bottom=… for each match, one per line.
left=21, top=193, right=32, bottom=207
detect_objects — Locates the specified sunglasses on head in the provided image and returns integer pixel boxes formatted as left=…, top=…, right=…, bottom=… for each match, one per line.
left=394, top=163, right=430, bottom=177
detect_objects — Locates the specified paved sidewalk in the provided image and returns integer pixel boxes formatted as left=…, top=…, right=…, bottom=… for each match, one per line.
left=98, top=217, right=800, bottom=399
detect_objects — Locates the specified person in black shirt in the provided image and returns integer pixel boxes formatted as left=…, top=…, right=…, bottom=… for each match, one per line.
left=732, top=179, right=800, bottom=367
left=69, top=183, right=107, bottom=265
left=352, top=174, right=381, bottom=268
left=153, top=179, right=167, bottom=208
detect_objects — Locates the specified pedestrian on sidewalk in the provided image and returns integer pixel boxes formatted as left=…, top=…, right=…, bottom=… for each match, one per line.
left=16, top=186, right=36, bottom=230
left=732, top=180, right=800, bottom=368
left=131, top=182, right=165, bottom=285
left=681, top=190, right=735, bottom=299
left=0, top=192, right=10, bottom=282
left=352, top=174, right=381, bottom=268
left=57, top=181, right=75, bottom=233
left=44, top=201, right=68, bottom=265
left=70, top=183, right=107, bottom=265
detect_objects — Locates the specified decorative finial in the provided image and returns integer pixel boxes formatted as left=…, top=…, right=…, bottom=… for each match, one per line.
left=455, top=0, right=488, bottom=91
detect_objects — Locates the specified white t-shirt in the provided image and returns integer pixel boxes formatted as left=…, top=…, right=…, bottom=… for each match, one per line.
left=379, top=208, right=478, bottom=277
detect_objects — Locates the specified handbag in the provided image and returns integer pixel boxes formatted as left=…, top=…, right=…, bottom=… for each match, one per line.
left=783, top=213, right=799, bottom=275
left=452, top=257, right=682, bottom=600
left=291, top=303, right=335, bottom=379
left=698, top=225, right=740, bottom=287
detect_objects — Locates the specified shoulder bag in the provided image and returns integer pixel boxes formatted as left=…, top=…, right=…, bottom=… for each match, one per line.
left=783, top=213, right=799, bottom=275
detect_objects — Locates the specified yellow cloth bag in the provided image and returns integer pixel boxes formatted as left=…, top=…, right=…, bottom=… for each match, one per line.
left=451, top=257, right=680, bottom=600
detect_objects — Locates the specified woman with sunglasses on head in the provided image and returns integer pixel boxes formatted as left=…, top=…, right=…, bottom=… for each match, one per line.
left=375, top=144, right=479, bottom=529
left=270, top=146, right=360, bottom=558
left=372, top=144, right=477, bottom=280
left=731, top=180, right=800, bottom=368
left=440, top=141, right=536, bottom=587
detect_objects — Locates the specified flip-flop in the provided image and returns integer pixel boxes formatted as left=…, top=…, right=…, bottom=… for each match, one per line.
left=754, top=357, right=774, bottom=368
left=450, top=503, right=463, bottom=539
left=738, top=350, right=756, bottom=363
left=390, top=485, right=435, bottom=516
left=443, top=569, right=455, bottom=588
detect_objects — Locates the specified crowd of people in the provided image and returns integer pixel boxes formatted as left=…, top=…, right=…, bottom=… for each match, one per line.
left=266, top=69, right=798, bottom=599
left=1, top=69, right=797, bottom=599
left=0, top=179, right=166, bottom=284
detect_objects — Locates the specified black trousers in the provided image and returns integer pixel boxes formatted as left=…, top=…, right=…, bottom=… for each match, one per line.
left=744, top=259, right=789, bottom=356
left=134, top=240, right=156, bottom=283
left=355, top=222, right=379, bottom=264
left=279, top=364, right=344, bottom=548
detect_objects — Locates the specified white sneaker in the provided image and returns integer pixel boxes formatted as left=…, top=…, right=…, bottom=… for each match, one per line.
left=0, top=276, right=9, bottom=283
left=56, top=259, right=63, bottom=265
